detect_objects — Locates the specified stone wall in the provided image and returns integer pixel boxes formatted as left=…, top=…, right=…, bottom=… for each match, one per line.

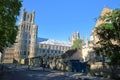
left=28, top=56, right=72, bottom=71
left=44, top=57, right=72, bottom=71
left=49, top=58, right=71, bottom=71
left=87, top=62, right=120, bottom=79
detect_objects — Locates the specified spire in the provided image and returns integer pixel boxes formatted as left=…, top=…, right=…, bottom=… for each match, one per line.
left=32, top=10, right=35, bottom=23
left=68, top=36, right=71, bottom=43
left=21, top=7, right=25, bottom=21
left=86, top=37, right=89, bottom=47
left=81, top=36, right=84, bottom=45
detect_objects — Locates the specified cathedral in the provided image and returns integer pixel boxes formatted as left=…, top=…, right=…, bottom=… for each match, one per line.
left=2, top=8, right=79, bottom=64
left=1, top=7, right=112, bottom=64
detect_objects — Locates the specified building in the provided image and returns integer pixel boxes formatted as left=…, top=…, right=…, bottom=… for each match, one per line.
left=90, top=7, right=112, bottom=44
left=68, top=32, right=80, bottom=44
left=14, top=8, right=38, bottom=64
left=2, top=7, right=112, bottom=64
left=2, top=45, right=14, bottom=63
left=82, top=7, right=112, bottom=62
left=2, top=8, right=38, bottom=64
left=37, top=38, right=71, bottom=57
left=2, top=8, right=80, bottom=64
left=82, top=37, right=94, bottom=62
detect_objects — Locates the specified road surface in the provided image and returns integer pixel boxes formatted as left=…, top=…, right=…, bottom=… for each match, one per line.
left=0, top=68, right=77, bottom=80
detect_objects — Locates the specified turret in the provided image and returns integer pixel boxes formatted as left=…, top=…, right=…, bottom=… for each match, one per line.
left=21, top=8, right=25, bottom=21
left=32, top=10, right=35, bottom=23
left=86, top=37, right=89, bottom=47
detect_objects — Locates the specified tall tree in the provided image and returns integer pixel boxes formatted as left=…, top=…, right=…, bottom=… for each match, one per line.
left=94, top=8, right=120, bottom=64
left=72, top=39, right=82, bottom=49
left=0, top=0, right=22, bottom=53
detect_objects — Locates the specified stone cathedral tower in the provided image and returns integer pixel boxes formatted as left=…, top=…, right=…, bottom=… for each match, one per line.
left=69, top=32, right=80, bottom=44
left=14, top=8, right=38, bottom=63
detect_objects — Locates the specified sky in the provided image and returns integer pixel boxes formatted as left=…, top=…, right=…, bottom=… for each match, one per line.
left=18, top=0, right=120, bottom=41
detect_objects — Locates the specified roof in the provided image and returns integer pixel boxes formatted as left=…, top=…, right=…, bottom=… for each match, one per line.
left=37, top=37, right=72, bottom=47
left=61, top=48, right=77, bottom=59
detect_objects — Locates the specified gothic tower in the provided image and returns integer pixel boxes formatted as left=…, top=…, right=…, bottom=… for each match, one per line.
left=71, top=32, right=80, bottom=44
left=14, top=8, right=38, bottom=63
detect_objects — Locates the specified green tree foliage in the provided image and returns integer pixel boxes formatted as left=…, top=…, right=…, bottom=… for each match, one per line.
left=0, top=0, right=22, bottom=53
left=72, top=39, right=82, bottom=49
left=94, top=9, right=120, bottom=64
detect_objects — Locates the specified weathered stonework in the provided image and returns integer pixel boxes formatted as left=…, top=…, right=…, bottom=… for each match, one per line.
left=2, top=8, right=38, bottom=64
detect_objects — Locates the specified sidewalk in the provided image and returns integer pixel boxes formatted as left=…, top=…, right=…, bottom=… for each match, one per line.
left=0, top=65, right=112, bottom=80
left=29, top=66, right=110, bottom=80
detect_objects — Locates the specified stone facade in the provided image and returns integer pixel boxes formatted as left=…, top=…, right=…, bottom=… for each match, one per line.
left=2, top=9, right=77, bottom=64
left=37, top=39, right=71, bottom=56
left=14, top=8, right=38, bottom=63
left=68, top=32, right=80, bottom=44
left=2, top=7, right=113, bottom=65
left=2, top=8, right=38, bottom=64
left=82, top=38, right=94, bottom=62
left=88, top=62, right=120, bottom=79
left=90, top=7, right=112, bottom=44
left=2, top=45, right=14, bottom=63
left=82, top=7, right=112, bottom=62
left=36, top=31, right=80, bottom=57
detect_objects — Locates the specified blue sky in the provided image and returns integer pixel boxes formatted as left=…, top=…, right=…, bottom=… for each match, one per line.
left=19, top=0, right=120, bottom=41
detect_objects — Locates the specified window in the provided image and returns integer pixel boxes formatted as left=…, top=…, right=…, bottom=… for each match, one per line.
left=43, top=49, right=45, bottom=53
left=27, top=14, right=29, bottom=21
left=24, top=12, right=26, bottom=21
left=28, top=51, right=29, bottom=55
left=24, top=51, right=26, bottom=55
left=47, top=49, right=49, bottom=53
left=29, top=40, right=31, bottom=44
left=55, top=50, right=57, bottom=53
left=51, top=50, right=53, bottom=53
left=59, top=51, right=61, bottom=54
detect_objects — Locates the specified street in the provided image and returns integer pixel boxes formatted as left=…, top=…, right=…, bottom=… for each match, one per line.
left=0, top=65, right=111, bottom=80
left=0, top=67, right=77, bottom=80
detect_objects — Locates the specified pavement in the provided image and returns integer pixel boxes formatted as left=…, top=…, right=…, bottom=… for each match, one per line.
left=0, top=68, right=76, bottom=80
left=0, top=65, right=113, bottom=80
left=30, top=67, right=110, bottom=80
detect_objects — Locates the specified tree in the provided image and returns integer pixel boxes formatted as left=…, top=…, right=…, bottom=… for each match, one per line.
left=0, top=0, right=22, bottom=53
left=72, top=39, right=82, bottom=49
left=94, top=8, right=120, bottom=64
